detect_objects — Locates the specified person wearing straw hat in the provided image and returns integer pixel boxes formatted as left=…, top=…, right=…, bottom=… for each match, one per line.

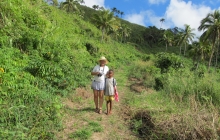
left=91, top=56, right=109, bottom=114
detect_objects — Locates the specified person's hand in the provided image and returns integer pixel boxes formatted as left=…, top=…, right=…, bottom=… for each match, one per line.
left=92, top=72, right=100, bottom=75
left=106, top=72, right=109, bottom=77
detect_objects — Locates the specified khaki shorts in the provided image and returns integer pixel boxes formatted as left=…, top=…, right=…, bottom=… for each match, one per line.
left=105, top=95, right=115, bottom=101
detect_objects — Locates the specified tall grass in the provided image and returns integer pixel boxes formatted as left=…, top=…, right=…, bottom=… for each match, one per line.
left=0, top=0, right=142, bottom=139
left=126, top=53, right=220, bottom=139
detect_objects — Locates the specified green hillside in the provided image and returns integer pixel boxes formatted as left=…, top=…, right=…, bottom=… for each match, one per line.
left=0, top=0, right=220, bottom=139
left=0, top=0, right=142, bottom=139
left=80, top=4, right=180, bottom=54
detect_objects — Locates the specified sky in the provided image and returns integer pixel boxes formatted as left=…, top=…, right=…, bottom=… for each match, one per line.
left=59, top=0, right=220, bottom=38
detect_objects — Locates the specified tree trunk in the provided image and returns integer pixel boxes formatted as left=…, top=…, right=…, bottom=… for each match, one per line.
left=184, top=43, right=186, bottom=56
left=196, top=62, right=199, bottom=71
left=195, top=55, right=200, bottom=71
left=179, top=45, right=182, bottom=55
left=165, top=43, right=167, bottom=52
left=208, top=46, right=215, bottom=72
left=121, top=32, right=123, bottom=43
left=68, top=4, right=70, bottom=12
left=215, top=38, right=219, bottom=72
left=101, top=28, right=105, bottom=42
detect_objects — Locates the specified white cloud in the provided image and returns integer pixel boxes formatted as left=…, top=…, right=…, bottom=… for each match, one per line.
left=124, top=13, right=146, bottom=26
left=57, top=0, right=215, bottom=38
left=124, top=0, right=213, bottom=38
left=124, top=10, right=170, bottom=29
left=144, top=10, right=171, bottom=29
left=83, top=0, right=105, bottom=8
left=164, top=0, right=212, bottom=37
left=148, top=0, right=167, bottom=4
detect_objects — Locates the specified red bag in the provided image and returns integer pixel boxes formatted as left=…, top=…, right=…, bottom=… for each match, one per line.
left=114, top=86, right=119, bottom=102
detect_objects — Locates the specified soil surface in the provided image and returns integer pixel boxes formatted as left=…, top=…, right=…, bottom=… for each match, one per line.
left=56, top=84, right=138, bottom=140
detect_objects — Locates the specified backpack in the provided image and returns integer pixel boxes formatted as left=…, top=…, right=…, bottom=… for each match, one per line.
left=113, top=78, right=116, bottom=87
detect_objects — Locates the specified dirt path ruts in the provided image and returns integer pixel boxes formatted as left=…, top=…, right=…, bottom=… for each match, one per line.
left=56, top=71, right=137, bottom=140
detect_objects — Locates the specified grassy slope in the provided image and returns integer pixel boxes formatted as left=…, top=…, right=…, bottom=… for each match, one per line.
left=57, top=61, right=220, bottom=139
left=53, top=3, right=220, bottom=140
left=0, top=0, right=141, bottom=139
left=0, top=1, right=220, bottom=139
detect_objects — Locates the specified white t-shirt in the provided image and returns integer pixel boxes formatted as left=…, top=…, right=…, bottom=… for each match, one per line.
left=104, top=78, right=117, bottom=96
left=92, top=65, right=109, bottom=82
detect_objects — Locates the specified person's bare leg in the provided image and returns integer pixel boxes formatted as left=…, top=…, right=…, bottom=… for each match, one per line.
left=106, top=101, right=109, bottom=115
left=93, top=90, right=98, bottom=112
left=98, top=90, right=104, bottom=113
left=109, top=100, right=113, bottom=114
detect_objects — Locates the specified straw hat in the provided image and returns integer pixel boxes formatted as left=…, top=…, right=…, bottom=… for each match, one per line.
left=98, top=56, right=108, bottom=64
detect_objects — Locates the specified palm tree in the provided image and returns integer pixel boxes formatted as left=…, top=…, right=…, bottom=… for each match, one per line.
left=189, top=40, right=211, bottom=69
left=118, top=24, right=131, bottom=42
left=92, top=9, right=116, bottom=41
left=176, top=31, right=184, bottom=55
left=99, top=6, right=105, bottom=11
left=92, top=5, right=99, bottom=10
left=162, top=30, right=173, bottom=51
left=179, top=24, right=195, bottom=56
left=160, top=18, right=165, bottom=29
left=78, top=0, right=84, bottom=4
left=52, top=0, right=59, bottom=6
left=123, top=25, right=131, bottom=42
left=111, top=7, right=117, bottom=14
left=120, top=11, right=124, bottom=18
left=117, top=10, right=121, bottom=17
left=47, top=0, right=59, bottom=6
left=61, top=0, right=83, bottom=13
left=108, top=21, right=120, bottom=41
left=198, top=10, right=220, bottom=71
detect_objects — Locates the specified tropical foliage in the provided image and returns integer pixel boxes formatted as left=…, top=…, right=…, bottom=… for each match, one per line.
left=1, top=0, right=220, bottom=139
left=198, top=10, right=220, bottom=71
left=0, top=0, right=138, bottom=139
left=91, top=9, right=117, bottom=41
left=60, top=0, right=84, bottom=13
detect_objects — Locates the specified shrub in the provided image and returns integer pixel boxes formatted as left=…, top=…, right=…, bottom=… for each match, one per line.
left=0, top=47, right=62, bottom=139
left=155, top=52, right=184, bottom=73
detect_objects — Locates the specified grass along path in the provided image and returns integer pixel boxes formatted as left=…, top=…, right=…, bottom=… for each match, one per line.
left=56, top=64, right=220, bottom=139
left=56, top=68, right=138, bottom=140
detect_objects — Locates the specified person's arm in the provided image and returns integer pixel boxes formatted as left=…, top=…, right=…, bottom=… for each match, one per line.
left=91, top=65, right=100, bottom=76
left=91, top=71, right=99, bottom=75
left=106, top=71, right=109, bottom=77
left=114, top=79, right=117, bottom=87
left=104, top=66, right=109, bottom=77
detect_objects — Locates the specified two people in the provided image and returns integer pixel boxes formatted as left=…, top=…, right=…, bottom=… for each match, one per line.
left=91, top=56, right=117, bottom=115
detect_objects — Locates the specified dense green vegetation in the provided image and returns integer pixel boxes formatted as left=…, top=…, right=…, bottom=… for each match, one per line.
left=0, top=0, right=220, bottom=139
left=0, top=0, right=138, bottom=139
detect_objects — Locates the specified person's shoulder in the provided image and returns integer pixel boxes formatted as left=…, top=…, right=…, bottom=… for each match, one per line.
left=108, top=77, right=114, bottom=81
left=94, top=65, right=99, bottom=68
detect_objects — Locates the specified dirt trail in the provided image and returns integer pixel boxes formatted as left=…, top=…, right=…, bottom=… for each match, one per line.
left=56, top=73, right=138, bottom=139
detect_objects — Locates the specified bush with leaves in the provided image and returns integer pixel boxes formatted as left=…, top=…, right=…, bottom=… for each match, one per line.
left=155, top=52, right=184, bottom=73
left=0, top=47, right=62, bottom=139
left=0, top=0, right=48, bottom=52
left=0, top=0, right=143, bottom=139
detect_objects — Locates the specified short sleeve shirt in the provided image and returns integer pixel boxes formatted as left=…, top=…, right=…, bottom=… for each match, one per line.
left=104, top=78, right=117, bottom=96
left=92, top=65, right=109, bottom=82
